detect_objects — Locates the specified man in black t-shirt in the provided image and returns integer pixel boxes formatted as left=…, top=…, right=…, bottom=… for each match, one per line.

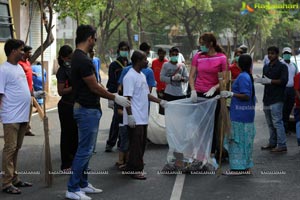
left=256, top=46, right=288, bottom=153
left=66, top=25, right=130, bottom=200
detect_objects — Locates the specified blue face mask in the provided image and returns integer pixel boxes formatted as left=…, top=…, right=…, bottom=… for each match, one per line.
left=235, top=56, right=239, bottom=62
left=283, top=54, right=291, bottom=61
left=200, top=45, right=208, bottom=53
left=170, top=56, right=178, bottom=63
left=119, top=51, right=128, bottom=58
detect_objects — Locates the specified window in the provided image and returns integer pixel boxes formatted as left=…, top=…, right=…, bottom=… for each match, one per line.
left=0, top=0, right=13, bottom=41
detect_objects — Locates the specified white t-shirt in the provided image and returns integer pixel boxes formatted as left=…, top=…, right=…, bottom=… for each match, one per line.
left=123, top=68, right=149, bottom=125
left=281, top=60, right=297, bottom=87
left=0, top=61, right=31, bottom=123
left=178, top=53, right=185, bottom=64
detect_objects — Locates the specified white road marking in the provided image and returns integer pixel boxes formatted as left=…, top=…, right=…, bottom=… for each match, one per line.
left=170, top=174, right=186, bottom=200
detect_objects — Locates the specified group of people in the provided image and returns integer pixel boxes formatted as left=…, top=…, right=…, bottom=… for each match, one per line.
left=1, top=23, right=299, bottom=199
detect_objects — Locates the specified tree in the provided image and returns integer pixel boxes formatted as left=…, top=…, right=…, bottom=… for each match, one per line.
left=155, top=0, right=212, bottom=51
left=54, top=0, right=95, bottom=26
left=21, top=0, right=55, bottom=64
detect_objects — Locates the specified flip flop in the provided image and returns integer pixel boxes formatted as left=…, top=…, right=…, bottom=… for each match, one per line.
left=2, top=185, right=21, bottom=194
left=118, top=164, right=127, bottom=170
left=14, top=181, right=33, bottom=187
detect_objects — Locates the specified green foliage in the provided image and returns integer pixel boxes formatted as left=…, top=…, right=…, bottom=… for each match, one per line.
left=54, top=0, right=97, bottom=25
left=51, top=0, right=300, bottom=58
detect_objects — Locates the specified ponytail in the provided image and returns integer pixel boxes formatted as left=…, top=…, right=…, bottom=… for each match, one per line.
left=214, top=44, right=226, bottom=54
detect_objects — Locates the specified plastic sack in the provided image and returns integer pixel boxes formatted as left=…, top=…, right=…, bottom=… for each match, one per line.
left=147, top=101, right=167, bottom=144
left=164, top=97, right=218, bottom=171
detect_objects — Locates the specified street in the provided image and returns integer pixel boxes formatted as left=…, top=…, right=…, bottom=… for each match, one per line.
left=0, top=62, right=300, bottom=200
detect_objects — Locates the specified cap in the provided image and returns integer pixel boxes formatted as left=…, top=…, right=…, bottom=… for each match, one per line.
left=239, top=44, right=248, bottom=49
left=282, top=47, right=292, bottom=54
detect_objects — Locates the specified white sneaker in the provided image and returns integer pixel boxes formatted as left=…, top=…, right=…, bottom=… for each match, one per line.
left=80, top=183, right=103, bottom=194
left=65, top=191, right=91, bottom=200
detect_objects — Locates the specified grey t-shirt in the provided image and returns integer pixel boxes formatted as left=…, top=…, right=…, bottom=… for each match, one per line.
left=160, top=62, right=189, bottom=96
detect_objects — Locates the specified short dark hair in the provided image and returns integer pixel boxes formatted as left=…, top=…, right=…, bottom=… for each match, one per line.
left=118, top=41, right=130, bottom=50
left=58, top=45, right=73, bottom=66
left=117, top=41, right=130, bottom=54
left=169, top=46, right=179, bottom=54
left=131, top=50, right=145, bottom=65
left=75, top=24, right=96, bottom=45
left=267, top=46, right=279, bottom=54
left=157, top=48, right=166, bottom=54
left=139, top=42, right=151, bottom=52
left=238, top=54, right=252, bottom=72
left=23, top=45, right=32, bottom=53
left=4, top=39, right=25, bottom=56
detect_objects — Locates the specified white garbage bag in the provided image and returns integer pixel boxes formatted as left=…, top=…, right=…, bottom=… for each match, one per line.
left=147, top=101, right=167, bottom=144
left=164, top=97, right=218, bottom=171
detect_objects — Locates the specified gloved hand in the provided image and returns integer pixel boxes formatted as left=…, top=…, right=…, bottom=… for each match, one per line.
left=191, top=90, right=197, bottom=103
left=159, top=100, right=167, bottom=108
left=108, top=100, right=114, bottom=109
left=114, top=94, right=131, bottom=107
left=254, top=77, right=262, bottom=83
left=261, top=77, right=272, bottom=84
left=204, top=86, right=216, bottom=97
left=220, top=91, right=234, bottom=98
left=171, top=74, right=182, bottom=81
left=33, top=91, right=46, bottom=98
left=128, top=115, right=136, bottom=128
left=254, top=76, right=271, bottom=85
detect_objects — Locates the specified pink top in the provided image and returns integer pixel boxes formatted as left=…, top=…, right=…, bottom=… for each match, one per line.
left=191, top=52, right=227, bottom=93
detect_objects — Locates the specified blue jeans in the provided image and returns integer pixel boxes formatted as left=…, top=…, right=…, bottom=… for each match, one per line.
left=296, top=122, right=300, bottom=146
left=67, top=105, right=101, bottom=192
left=263, top=102, right=286, bottom=148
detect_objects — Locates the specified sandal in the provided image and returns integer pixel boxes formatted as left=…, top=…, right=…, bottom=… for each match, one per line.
left=2, top=185, right=21, bottom=194
left=131, top=174, right=147, bottom=180
left=118, top=164, right=127, bottom=170
left=14, top=181, right=33, bottom=187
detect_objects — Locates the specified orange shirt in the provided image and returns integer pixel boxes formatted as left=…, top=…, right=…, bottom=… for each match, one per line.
left=18, top=60, right=33, bottom=92
left=230, top=62, right=241, bottom=80
left=152, top=58, right=168, bottom=91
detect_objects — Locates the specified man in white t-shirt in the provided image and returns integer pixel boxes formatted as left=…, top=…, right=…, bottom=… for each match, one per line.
left=0, top=39, right=32, bottom=194
left=281, top=47, right=298, bottom=133
left=123, top=50, right=166, bottom=180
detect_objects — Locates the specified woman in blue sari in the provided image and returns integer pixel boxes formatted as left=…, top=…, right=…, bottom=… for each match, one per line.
left=221, top=54, right=256, bottom=175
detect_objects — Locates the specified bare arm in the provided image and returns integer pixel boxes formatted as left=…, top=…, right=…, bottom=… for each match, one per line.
left=83, top=75, right=115, bottom=100
left=148, top=94, right=161, bottom=104
left=189, top=66, right=196, bottom=90
left=57, top=83, right=72, bottom=96
left=232, top=93, right=250, bottom=101
left=125, top=96, right=132, bottom=115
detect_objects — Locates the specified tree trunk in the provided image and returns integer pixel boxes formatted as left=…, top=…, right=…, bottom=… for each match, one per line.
left=126, top=18, right=133, bottom=48
left=29, top=4, right=54, bottom=64
left=183, top=19, right=195, bottom=52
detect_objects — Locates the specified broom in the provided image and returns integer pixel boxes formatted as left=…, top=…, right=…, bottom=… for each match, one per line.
left=39, top=0, right=53, bottom=186
left=216, top=72, right=231, bottom=177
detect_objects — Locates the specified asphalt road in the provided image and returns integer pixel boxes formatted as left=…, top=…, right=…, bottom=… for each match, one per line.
left=0, top=62, right=300, bottom=200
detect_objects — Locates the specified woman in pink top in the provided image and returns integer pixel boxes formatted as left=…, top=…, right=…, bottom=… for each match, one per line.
left=189, top=32, right=228, bottom=160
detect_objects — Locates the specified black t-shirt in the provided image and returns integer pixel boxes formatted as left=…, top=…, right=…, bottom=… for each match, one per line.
left=56, top=65, right=74, bottom=103
left=71, top=49, right=100, bottom=109
left=263, top=60, right=288, bottom=106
